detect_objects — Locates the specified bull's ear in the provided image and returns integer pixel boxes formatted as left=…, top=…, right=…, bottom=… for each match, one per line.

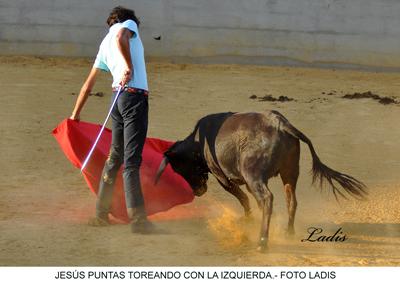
left=165, top=140, right=183, bottom=158
left=164, top=150, right=174, bottom=158
left=165, top=146, right=180, bottom=158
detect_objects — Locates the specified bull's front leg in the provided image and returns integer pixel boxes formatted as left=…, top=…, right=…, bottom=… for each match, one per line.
left=217, top=180, right=252, bottom=218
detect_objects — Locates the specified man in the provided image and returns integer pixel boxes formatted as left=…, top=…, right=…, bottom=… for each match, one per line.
left=70, top=6, right=153, bottom=233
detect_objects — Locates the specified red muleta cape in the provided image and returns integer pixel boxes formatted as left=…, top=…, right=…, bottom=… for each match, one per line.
left=52, top=119, right=194, bottom=222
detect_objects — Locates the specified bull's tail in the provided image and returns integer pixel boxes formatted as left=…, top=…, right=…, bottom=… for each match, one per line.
left=276, top=112, right=367, bottom=200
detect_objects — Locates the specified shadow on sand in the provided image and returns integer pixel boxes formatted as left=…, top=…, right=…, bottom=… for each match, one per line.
left=340, top=222, right=400, bottom=238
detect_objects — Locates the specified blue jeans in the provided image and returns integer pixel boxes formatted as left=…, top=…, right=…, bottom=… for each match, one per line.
left=96, top=90, right=148, bottom=219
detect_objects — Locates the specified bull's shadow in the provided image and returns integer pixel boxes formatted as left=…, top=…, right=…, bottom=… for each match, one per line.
left=296, top=221, right=400, bottom=247
left=340, top=222, right=400, bottom=238
left=307, top=222, right=400, bottom=238
left=264, top=222, right=400, bottom=260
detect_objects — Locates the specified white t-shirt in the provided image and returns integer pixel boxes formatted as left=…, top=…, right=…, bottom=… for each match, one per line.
left=93, top=20, right=148, bottom=91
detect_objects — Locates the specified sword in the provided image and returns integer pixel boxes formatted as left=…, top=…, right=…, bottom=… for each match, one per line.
left=80, top=85, right=124, bottom=172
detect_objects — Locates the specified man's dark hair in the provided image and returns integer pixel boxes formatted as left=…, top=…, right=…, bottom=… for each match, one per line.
left=107, top=6, right=140, bottom=27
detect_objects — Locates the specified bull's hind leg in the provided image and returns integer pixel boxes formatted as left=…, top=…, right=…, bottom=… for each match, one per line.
left=246, top=179, right=273, bottom=252
left=282, top=181, right=297, bottom=236
left=280, top=142, right=300, bottom=236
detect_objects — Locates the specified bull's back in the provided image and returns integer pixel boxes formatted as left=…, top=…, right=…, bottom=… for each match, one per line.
left=213, top=111, right=291, bottom=181
left=215, top=111, right=283, bottom=148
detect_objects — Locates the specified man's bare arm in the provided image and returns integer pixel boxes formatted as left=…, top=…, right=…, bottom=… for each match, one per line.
left=70, top=67, right=100, bottom=120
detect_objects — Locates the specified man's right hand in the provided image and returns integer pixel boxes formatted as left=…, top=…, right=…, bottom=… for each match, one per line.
left=119, top=67, right=132, bottom=87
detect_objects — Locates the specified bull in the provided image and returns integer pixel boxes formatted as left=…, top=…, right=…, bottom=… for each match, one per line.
left=155, top=111, right=367, bottom=251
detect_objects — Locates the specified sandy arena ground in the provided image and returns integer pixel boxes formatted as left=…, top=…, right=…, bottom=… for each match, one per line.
left=0, top=56, right=399, bottom=266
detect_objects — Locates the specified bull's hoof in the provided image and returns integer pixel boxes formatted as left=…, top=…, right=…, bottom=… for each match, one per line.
left=257, top=237, right=268, bottom=253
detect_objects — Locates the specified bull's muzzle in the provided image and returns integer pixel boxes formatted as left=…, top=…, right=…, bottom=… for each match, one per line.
left=193, top=181, right=208, bottom=197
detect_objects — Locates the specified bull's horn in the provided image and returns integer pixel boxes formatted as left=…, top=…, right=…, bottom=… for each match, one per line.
left=154, top=157, right=169, bottom=184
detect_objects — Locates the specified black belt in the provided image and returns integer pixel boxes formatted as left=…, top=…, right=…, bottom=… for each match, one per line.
left=112, top=87, right=149, bottom=96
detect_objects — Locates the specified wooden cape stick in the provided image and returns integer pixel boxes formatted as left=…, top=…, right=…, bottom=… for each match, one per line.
left=81, top=85, right=123, bottom=172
